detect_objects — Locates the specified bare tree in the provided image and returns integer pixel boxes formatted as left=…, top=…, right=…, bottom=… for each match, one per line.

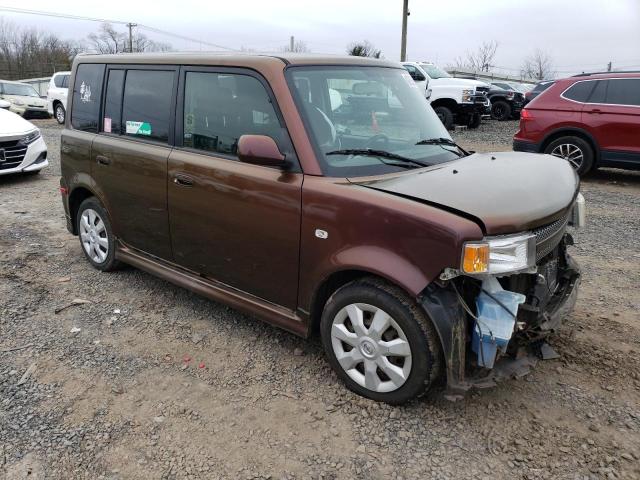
left=521, top=49, right=554, bottom=80
left=346, top=40, right=382, bottom=58
left=465, top=40, right=498, bottom=72
left=87, top=23, right=171, bottom=54
left=282, top=39, right=309, bottom=53
left=0, top=17, right=78, bottom=79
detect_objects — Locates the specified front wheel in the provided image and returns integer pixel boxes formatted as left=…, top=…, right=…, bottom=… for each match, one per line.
left=468, top=113, right=482, bottom=129
left=433, top=106, right=454, bottom=130
left=76, top=197, right=121, bottom=271
left=320, top=278, right=441, bottom=404
left=490, top=100, right=511, bottom=121
left=54, top=103, right=66, bottom=124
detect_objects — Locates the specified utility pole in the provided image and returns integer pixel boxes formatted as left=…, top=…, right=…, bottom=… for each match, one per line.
left=127, top=22, right=137, bottom=53
left=400, top=0, right=409, bottom=61
left=607, top=61, right=612, bottom=72
left=290, top=36, right=294, bottom=52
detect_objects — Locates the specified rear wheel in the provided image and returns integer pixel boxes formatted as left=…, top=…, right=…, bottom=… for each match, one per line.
left=544, top=136, right=594, bottom=175
left=76, top=197, right=120, bottom=271
left=490, top=100, right=511, bottom=121
left=433, top=106, right=454, bottom=130
left=54, top=103, right=65, bottom=124
left=320, top=278, right=441, bottom=404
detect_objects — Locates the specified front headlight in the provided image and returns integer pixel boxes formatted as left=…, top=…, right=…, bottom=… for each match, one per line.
left=18, top=130, right=41, bottom=146
left=462, top=232, right=536, bottom=275
left=461, top=88, right=475, bottom=103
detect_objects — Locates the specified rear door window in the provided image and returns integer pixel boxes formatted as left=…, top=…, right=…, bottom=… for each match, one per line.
left=605, top=79, right=640, bottom=106
left=122, top=70, right=175, bottom=143
left=54, top=74, right=65, bottom=88
left=182, top=71, right=283, bottom=156
left=563, top=81, right=596, bottom=103
left=71, top=63, right=105, bottom=133
left=103, top=70, right=125, bottom=135
left=61, top=75, right=69, bottom=88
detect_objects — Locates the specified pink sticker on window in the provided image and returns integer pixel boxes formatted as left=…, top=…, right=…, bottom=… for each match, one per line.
left=104, top=117, right=112, bottom=133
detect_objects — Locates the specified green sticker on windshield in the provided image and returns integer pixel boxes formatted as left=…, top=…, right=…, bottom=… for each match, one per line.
left=126, top=121, right=152, bottom=136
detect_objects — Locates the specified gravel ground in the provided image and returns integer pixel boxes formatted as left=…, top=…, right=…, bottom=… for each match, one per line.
left=1, top=119, right=639, bottom=480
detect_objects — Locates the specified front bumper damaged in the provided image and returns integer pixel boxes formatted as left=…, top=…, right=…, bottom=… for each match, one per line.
left=419, top=240, right=580, bottom=400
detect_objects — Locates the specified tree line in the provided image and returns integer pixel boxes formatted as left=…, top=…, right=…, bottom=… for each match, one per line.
left=0, top=18, right=171, bottom=80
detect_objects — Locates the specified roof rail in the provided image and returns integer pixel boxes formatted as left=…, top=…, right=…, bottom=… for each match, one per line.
left=572, top=70, right=640, bottom=77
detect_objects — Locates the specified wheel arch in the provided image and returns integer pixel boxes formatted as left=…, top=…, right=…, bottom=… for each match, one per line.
left=540, top=127, right=600, bottom=163
left=68, top=186, right=97, bottom=235
left=308, top=264, right=430, bottom=336
left=430, top=97, right=459, bottom=112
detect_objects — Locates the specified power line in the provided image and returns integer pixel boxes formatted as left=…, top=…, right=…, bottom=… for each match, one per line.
left=0, top=6, right=236, bottom=51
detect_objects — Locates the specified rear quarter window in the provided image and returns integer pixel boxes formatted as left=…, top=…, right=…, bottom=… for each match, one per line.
left=563, top=81, right=596, bottom=102
left=605, top=78, right=640, bottom=106
left=71, top=64, right=105, bottom=133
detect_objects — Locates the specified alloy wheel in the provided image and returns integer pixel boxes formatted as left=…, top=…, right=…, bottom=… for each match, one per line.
left=330, top=303, right=412, bottom=393
left=79, top=209, right=108, bottom=264
left=55, top=105, right=65, bottom=123
left=550, top=143, right=584, bottom=169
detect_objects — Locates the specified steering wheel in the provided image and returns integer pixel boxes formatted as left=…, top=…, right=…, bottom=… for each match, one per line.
left=365, top=134, right=390, bottom=149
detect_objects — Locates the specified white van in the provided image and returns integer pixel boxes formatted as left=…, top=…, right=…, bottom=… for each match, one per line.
left=47, top=71, right=71, bottom=124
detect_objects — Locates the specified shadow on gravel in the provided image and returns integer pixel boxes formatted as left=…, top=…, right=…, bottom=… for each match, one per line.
left=0, top=172, right=49, bottom=187
left=583, top=167, right=640, bottom=185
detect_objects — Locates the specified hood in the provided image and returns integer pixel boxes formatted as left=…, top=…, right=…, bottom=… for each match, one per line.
left=351, top=152, right=579, bottom=235
left=431, top=77, right=491, bottom=89
left=0, top=108, right=38, bottom=136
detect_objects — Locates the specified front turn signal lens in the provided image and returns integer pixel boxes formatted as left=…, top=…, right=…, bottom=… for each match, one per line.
left=462, top=243, right=489, bottom=274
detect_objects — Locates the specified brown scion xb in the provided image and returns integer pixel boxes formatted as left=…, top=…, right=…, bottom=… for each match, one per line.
left=60, top=53, right=584, bottom=404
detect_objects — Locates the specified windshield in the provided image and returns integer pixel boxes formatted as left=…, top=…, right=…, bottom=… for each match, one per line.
left=287, top=66, right=461, bottom=177
left=2, top=83, right=39, bottom=97
left=419, top=64, right=450, bottom=79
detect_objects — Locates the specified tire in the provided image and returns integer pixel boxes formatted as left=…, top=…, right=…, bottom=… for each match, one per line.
left=544, top=136, right=594, bottom=176
left=467, top=113, right=481, bottom=129
left=76, top=197, right=121, bottom=271
left=54, top=103, right=65, bottom=124
left=320, top=277, right=441, bottom=405
left=490, top=100, right=511, bottom=121
left=433, top=106, right=454, bottom=130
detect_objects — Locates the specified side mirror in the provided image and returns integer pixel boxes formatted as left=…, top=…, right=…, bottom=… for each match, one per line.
left=237, top=135, right=287, bottom=168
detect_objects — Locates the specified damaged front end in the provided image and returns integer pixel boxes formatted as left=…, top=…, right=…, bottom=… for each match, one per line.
left=419, top=199, right=583, bottom=399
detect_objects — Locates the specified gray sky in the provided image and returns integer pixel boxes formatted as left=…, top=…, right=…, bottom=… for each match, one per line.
left=2, top=0, right=639, bottom=76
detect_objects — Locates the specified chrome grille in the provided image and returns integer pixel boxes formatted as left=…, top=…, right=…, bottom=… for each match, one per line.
left=0, top=140, right=27, bottom=170
left=533, top=213, right=569, bottom=261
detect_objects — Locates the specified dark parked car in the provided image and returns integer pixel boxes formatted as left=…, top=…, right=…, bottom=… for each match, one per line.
left=487, top=86, right=525, bottom=120
left=523, top=80, right=555, bottom=106
left=60, top=53, right=584, bottom=404
left=514, top=72, right=640, bottom=175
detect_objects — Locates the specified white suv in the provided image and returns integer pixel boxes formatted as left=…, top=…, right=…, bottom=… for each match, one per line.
left=47, top=71, right=70, bottom=124
left=0, top=108, right=48, bottom=176
left=402, top=62, right=490, bottom=129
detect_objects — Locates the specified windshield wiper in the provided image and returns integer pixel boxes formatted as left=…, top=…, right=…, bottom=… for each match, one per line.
left=416, top=137, right=470, bottom=156
left=326, top=148, right=430, bottom=168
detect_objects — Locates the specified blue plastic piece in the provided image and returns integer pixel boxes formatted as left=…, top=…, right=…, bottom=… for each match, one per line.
left=471, top=288, right=526, bottom=368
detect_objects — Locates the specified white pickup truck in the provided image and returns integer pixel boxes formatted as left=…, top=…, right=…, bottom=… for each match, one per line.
left=402, top=62, right=490, bottom=129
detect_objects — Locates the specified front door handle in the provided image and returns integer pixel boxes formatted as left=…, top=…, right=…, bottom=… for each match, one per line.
left=96, top=155, right=111, bottom=165
left=173, top=174, right=195, bottom=187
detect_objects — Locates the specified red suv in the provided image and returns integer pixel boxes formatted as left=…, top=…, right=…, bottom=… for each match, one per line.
left=513, top=72, right=640, bottom=175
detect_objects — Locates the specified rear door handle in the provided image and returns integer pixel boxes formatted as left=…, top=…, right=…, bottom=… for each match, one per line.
left=173, top=174, right=195, bottom=187
left=587, top=109, right=602, bottom=114
left=96, top=155, right=111, bottom=165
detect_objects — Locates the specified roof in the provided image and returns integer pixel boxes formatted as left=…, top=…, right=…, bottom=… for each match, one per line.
left=570, top=71, right=640, bottom=79
left=0, top=79, right=33, bottom=85
left=74, top=52, right=401, bottom=69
